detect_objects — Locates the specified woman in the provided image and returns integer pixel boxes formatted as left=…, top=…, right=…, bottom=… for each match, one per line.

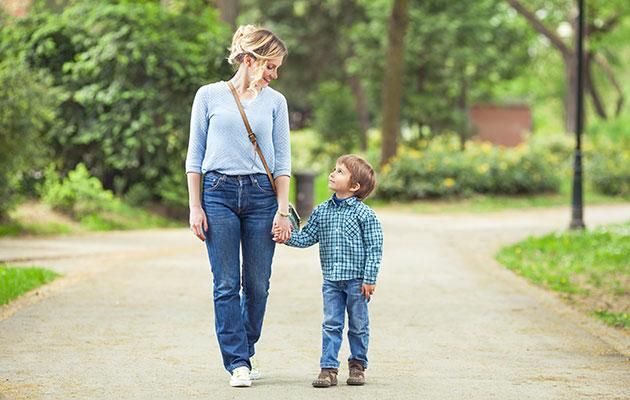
left=185, top=25, right=292, bottom=387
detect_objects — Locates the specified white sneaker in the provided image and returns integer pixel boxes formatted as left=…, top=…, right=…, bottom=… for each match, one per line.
left=250, top=356, right=261, bottom=380
left=229, top=366, right=252, bottom=387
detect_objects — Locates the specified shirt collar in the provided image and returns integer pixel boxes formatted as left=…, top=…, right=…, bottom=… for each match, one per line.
left=328, top=194, right=359, bottom=207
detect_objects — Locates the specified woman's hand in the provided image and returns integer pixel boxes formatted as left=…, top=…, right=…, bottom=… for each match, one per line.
left=189, top=205, right=208, bottom=241
left=272, top=213, right=292, bottom=243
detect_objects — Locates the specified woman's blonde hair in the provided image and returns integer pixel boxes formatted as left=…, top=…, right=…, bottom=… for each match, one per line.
left=228, top=25, right=287, bottom=92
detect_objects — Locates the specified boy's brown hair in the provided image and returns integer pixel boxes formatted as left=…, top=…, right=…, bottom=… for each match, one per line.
left=337, top=154, right=377, bottom=200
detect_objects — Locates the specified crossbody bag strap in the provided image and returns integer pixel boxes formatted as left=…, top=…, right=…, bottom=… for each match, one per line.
left=227, top=81, right=278, bottom=194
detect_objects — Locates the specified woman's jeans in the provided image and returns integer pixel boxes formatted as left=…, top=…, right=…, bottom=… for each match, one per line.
left=320, top=279, right=370, bottom=369
left=202, top=172, right=277, bottom=373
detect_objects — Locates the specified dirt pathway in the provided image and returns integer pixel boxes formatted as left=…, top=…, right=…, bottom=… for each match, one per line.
left=1, top=204, right=629, bottom=399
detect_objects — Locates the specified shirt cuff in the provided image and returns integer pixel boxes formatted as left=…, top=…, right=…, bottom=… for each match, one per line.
left=363, top=277, right=377, bottom=285
left=273, top=170, right=291, bottom=179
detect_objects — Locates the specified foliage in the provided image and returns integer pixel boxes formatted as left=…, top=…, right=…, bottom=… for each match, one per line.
left=587, top=138, right=630, bottom=197
left=0, top=266, right=59, bottom=305
left=377, top=136, right=562, bottom=200
left=0, top=57, right=57, bottom=220
left=347, top=0, right=532, bottom=137
left=41, top=163, right=116, bottom=218
left=310, top=81, right=361, bottom=153
left=496, top=221, right=630, bottom=328
left=1, top=1, right=229, bottom=201
left=240, top=0, right=367, bottom=119
left=593, top=310, right=629, bottom=329
left=40, top=163, right=179, bottom=230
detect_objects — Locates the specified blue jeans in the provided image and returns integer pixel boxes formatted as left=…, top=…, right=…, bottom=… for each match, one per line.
left=202, top=172, right=277, bottom=373
left=320, top=279, right=370, bottom=369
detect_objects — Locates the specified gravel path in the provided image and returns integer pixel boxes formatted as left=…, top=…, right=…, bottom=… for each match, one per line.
left=1, top=204, right=629, bottom=399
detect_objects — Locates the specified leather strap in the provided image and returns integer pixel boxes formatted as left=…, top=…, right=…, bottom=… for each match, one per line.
left=227, top=81, right=278, bottom=193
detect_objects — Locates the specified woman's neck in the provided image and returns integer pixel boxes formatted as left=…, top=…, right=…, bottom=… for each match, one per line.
left=229, top=67, right=258, bottom=99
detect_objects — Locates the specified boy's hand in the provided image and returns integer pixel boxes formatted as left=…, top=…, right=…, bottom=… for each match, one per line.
left=272, top=225, right=289, bottom=243
left=361, top=284, right=375, bottom=300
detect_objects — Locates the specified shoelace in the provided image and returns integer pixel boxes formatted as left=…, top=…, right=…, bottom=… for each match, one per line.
left=233, top=369, right=250, bottom=379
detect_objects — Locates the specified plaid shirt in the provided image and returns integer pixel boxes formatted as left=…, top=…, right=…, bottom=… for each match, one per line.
left=285, top=195, right=383, bottom=284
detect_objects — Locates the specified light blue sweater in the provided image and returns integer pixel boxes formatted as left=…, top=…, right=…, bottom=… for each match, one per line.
left=185, top=81, right=291, bottom=178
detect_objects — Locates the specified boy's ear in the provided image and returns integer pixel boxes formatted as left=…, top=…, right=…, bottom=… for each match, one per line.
left=349, top=182, right=361, bottom=193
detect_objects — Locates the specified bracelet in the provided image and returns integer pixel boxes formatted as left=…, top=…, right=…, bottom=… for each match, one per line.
left=277, top=210, right=290, bottom=217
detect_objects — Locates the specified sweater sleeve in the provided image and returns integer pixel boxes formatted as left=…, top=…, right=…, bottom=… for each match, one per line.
left=185, top=86, right=208, bottom=174
left=272, top=93, right=291, bottom=178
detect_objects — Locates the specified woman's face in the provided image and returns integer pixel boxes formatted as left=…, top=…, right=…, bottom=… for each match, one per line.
left=246, top=55, right=283, bottom=87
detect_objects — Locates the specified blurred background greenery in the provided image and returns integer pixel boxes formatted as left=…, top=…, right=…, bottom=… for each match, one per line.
left=0, top=0, right=628, bottom=234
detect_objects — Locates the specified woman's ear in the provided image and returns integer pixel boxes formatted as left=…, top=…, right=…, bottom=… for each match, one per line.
left=244, top=54, right=257, bottom=68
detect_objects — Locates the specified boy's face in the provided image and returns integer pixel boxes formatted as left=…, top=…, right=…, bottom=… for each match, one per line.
left=328, top=163, right=357, bottom=198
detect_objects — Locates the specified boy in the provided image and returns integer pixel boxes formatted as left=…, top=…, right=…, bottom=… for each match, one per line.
left=273, top=154, right=384, bottom=387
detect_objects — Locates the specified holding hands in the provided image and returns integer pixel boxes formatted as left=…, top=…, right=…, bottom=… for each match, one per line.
left=272, top=212, right=292, bottom=243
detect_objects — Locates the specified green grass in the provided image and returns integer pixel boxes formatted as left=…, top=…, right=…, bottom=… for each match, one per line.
left=0, top=266, right=60, bottom=305
left=0, top=222, right=72, bottom=237
left=496, top=222, right=630, bottom=328
left=0, top=201, right=182, bottom=237
left=78, top=203, right=181, bottom=231
left=592, top=311, right=629, bottom=328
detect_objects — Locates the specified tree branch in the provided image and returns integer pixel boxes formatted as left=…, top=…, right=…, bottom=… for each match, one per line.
left=585, top=52, right=607, bottom=119
left=507, top=0, right=572, bottom=57
left=587, top=15, right=620, bottom=37
left=592, top=52, right=624, bottom=116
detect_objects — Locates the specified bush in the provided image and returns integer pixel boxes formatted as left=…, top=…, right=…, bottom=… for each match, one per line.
left=41, top=163, right=116, bottom=218
left=0, top=57, right=57, bottom=220
left=588, top=139, right=630, bottom=197
left=377, top=135, right=563, bottom=200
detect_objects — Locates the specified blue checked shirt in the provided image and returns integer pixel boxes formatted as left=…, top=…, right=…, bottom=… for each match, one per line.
left=285, top=195, right=384, bottom=284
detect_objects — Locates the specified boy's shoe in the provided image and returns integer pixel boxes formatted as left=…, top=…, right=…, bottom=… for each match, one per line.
left=312, top=368, right=338, bottom=388
left=346, top=360, right=365, bottom=386
left=229, top=366, right=252, bottom=387
left=249, top=355, right=261, bottom=380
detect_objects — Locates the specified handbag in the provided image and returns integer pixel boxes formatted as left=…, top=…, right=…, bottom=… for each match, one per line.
left=227, top=81, right=301, bottom=230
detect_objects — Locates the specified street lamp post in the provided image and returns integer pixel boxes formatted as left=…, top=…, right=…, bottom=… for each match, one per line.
left=570, top=0, right=586, bottom=230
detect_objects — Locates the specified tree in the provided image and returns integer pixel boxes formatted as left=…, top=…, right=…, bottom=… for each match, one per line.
left=0, top=58, right=57, bottom=220
left=215, top=0, right=239, bottom=30
left=507, top=0, right=626, bottom=133
left=2, top=1, right=230, bottom=202
left=380, top=0, right=409, bottom=166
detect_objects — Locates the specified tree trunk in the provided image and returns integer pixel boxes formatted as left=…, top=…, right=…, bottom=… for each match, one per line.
left=380, top=0, right=409, bottom=167
left=457, top=77, right=468, bottom=151
left=215, top=0, right=239, bottom=31
left=349, top=75, right=370, bottom=151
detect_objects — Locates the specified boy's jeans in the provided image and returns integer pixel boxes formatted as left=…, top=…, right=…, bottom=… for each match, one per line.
left=320, top=279, right=370, bottom=369
left=202, top=172, right=277, bottom=373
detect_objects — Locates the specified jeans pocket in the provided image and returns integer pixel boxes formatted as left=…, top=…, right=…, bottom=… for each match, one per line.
left=204, top=172, right=225, bottom=192
left=254, top=176, right=274, bottom=193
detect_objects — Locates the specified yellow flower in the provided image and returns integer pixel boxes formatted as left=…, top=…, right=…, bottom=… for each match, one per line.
left=481, top=142, right=493, bottom=153
left=477, top=163, right=490, bottom=174
left=443, top=178, right=456, bottom=188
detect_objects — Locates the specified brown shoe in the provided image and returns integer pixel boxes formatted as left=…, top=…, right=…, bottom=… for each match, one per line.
left=347, top=360, right=365, bottom=386
left=312, top=368, right=338, bottom=388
